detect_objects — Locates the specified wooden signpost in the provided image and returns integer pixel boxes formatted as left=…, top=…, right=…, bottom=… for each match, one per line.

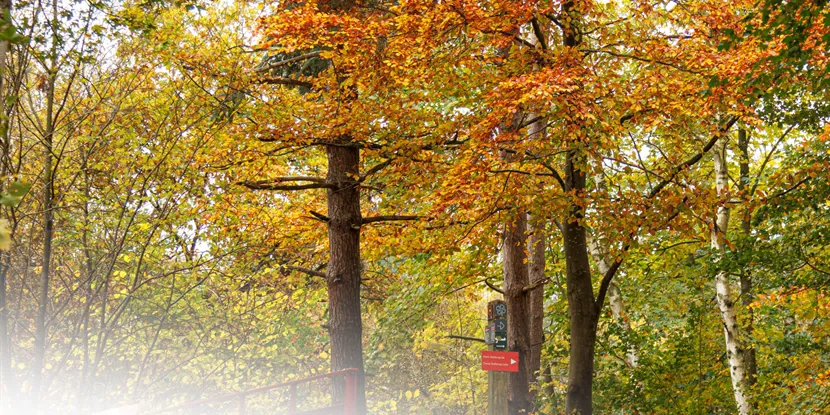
left=482, top=351, right=519, bottom=372
left=484, top=300, right=510, bottom=415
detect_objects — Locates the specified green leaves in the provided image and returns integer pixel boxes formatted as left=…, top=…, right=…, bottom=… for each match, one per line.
left=0, top=10, right=27, bottom=44
left=0, top=181, right=31, bottom=207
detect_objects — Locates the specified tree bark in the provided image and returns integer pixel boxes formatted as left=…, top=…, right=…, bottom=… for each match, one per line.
left=0, top=251, right=15, bottom=410
left=711, top=138, right=750, bottom=414
left=528, top=215, right=546, bottom=385
left=563, top=149, right=597, bottom=415
left=525, top=116, right=547, bottom=400
left=587, top=235, right=637, bottom=368
left=737, top=128, right=757, bottom=387
left=325, top=142, right=366, bottom=413
left=33, top=3, right=58, bottom=401
left=560, top=2, right=597, bottom=414
left=503, top=211, right=532, bottom=413
left=0, top=1, right=17, bottom=409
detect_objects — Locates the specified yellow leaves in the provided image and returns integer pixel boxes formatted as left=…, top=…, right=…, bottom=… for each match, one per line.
left=0, top=219, right=10, bottom=250
left=405, top=389, right=420, bottom=400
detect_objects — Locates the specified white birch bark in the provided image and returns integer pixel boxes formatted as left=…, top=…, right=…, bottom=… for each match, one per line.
left=711, top=139, right=750, bottom=415
left=587, top=235, right=638, bottom=368
left=590, top=166, right=638, bottom=369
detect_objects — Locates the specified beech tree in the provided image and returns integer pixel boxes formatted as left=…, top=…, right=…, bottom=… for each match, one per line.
left=0, top=1, right=828, bottom=414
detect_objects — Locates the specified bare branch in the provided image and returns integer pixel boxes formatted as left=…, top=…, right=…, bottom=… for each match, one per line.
left=490, top=169, right=558, bottom=178
left=239, top=179, right=335, bottom=191
left=595, top=254, right=625, bottom=315
left=360, top=159, right=392, bottom=182
left=484, top=278, right=505, bottom=294
left=445, top=335, right=485, bottom=343
left=362, top=215, right=421, bottom=224
left=282, top=265, right=326, bottom=278
left=309, top=210, right=330, bottom=223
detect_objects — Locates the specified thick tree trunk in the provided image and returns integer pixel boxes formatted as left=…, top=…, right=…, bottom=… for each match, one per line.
left=563, top=150, right=597, bottom=415
left=503, top=211, right=532, bottom=414
left=560, top=2, right=597, bottom=412
left=737, top=129, right=756, bottom=386
left=711, top=139, right=750, bottom=415
left=325, top=142, right=366, bottom=413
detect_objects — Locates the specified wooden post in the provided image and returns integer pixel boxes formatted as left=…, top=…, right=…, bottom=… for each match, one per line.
left=488, top=371, right=509, bottom=415
left=487, top=300, right=508, bottom=415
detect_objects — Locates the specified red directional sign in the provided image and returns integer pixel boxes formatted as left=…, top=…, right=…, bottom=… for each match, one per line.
left=481, top=351, right=519, bottom=372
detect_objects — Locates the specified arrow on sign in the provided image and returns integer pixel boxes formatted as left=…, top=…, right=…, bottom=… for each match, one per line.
left=481, top=351, right=519, bottom=372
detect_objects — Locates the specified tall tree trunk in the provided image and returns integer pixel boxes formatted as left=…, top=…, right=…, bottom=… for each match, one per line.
left=528, top=215, right=546, bottom=386
left=0, top=2, right=17, bottom=406
left=325, top=142, right=365, bottom=413
left=504, top=210, right=532, bottom=413
left=737, top=128, right=756, bottom=387
left=563, top=149, right=597, bottom=415
left=711, top=138, right=750, bottom=414
left=560, top=2, right=597, bottom=414
left=0, top=251, right=15, bottom=409
left=77, top=165, right=95, bottom=411
left=525, top=116, right=547, bottom=402
left=0, top=0, right=9, bottom=83
left=32, top=1, right=58, bottom=404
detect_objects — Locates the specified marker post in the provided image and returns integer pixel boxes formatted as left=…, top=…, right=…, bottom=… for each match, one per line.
left=485, top=300, right=508, bottom=415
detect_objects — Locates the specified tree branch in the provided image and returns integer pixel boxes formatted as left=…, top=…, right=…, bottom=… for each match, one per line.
left=257, top=77, right=314, bottom=89
left=360, top=159, right=392, bottom=182
left=484, top=278, right=504, bottom=294
left=282, top=265, right=326, bottom=278
left=750, top=125, right=795, bottom=197
left=522, top=277, right=549, bottom=293
left=582, top=49, right=700, bottom=74
left=647, top=116, right=738, bottom=199
left=309, top=210, right=330, bottom=223
left=541, top=162, right=567, bottom=191
left=362, top=215, right=421, bottom=224
left=531, top=17, right=548, bottom=50
left=254, top=51, right=322, bottom=73
left=241, top=182, right=334, bottom=191
left=594, top=253, right=625, bottom=315
left=490, top=169, right=559, bottom=178
left=445, top=335, right=485, bottom=343
left=767, top=177, right=810, bottom=200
